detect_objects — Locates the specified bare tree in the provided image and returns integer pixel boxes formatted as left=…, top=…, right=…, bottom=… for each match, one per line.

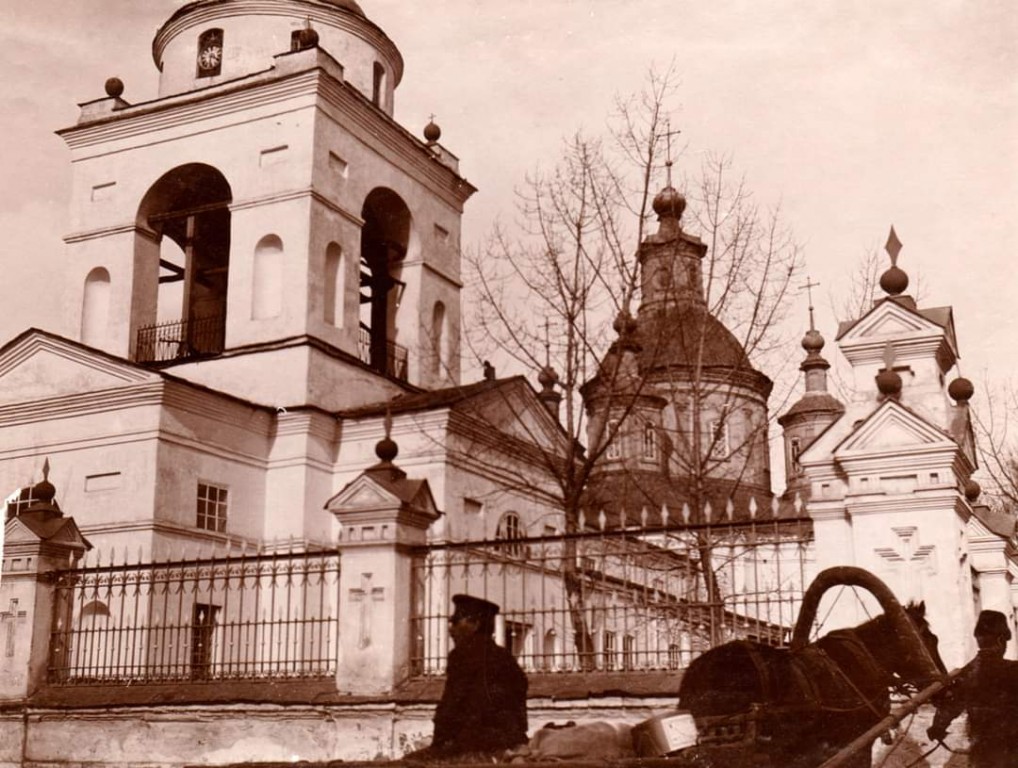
left=461, top=67, right=802, bottom=658
left=972, top=379, right=1018, bottom=513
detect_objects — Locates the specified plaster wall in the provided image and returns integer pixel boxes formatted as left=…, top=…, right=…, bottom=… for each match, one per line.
left=154, top=5, right=401, bottom=112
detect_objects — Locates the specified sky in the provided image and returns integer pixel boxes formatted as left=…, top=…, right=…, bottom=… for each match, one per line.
left=1, top=0, right=1016, bottom=398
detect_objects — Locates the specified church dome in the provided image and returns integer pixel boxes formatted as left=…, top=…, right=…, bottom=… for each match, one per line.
left=153, top=0, right=403, bottom=111
left=638, top=304, right=752, bottom=371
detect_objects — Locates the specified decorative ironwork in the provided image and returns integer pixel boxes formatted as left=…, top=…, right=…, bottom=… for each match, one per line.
left=357, top=326, right=408, bottom=380
left=135, top=315, right=225, bottom=363
left=47, top=548, right=339, bottom=685
left=409, top=511, right=812, bottom=676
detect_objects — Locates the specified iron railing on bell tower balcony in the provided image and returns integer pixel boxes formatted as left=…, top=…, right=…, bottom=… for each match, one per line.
left=357, top=327, right=408, bottom=381
left=135, top=315, right=225, bottom=363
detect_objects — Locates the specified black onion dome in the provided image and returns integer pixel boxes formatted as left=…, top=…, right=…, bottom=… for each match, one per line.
left=778, top=393, right=845, bottom=424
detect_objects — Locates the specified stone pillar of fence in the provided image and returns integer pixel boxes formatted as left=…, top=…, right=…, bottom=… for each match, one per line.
left=326, top=435, right=439, bottom=695
left=0, top=483, right=90, bottom=700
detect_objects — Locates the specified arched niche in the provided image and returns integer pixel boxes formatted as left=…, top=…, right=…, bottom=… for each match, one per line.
left=252, top=234, right=283, bottom=319
left=324, top=242, right=344, bottom=327
left=81, top=267, right=111, bottom=348
left=134, top=164, right=232, bottom=362
left=430, top=301, right=446, bottom=377
left=359, top=188, right=411, bottom=378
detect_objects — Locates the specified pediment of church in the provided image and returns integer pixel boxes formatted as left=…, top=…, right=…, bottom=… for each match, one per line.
left=458, top=379, right=568, bottom=454
left=325, top=477, right=401, bottom=511
left=0, top=330, right=157, bottom=407
left=839, top=301, right=943, bottom=344
left=835, top=400, right=954, bottom=456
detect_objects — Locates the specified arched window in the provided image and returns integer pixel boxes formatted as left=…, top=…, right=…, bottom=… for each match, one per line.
left=81, top=267, right=111, bottom=347
left=196, top=29, right=224, bottom=78
left=605, top=419, right=622, bottom=459
left=431, top=301, right=445, bottom=377
left=642, top=421, right=657, bottom=460
left=542, top=629, right=557, bottom=671
left=372, top=62, right=386, bottom=107
left=324, top=243, right=344, bottom=327
left=496, top=511, right=525, bottom=558
left=252, top=235, right=283, bottom=319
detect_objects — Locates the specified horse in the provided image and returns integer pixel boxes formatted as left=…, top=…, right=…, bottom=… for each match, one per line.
left=678, top=600, right=946, bottom=768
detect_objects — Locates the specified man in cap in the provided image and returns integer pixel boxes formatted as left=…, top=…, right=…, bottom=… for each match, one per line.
left=928, top=609, right=1018, bottom=767
left=405, top=594, right=528, bottom=762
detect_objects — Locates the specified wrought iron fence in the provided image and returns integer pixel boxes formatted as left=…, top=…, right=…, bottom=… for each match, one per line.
left=47, top=548, right=339, bottom=685
left=409, top=512, right=813, bottom=676
left=135, top=314, right=225, bottom=363
left=357, top=326, right=408, bottom=380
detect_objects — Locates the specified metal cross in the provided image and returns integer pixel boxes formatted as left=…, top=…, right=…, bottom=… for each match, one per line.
left=885, top=226, right=903, bottom=267
left=663, top=119, right=682, bottom=187
left=802, top=277, right=820, bottom=330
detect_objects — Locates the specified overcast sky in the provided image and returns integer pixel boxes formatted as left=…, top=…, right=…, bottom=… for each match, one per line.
left=1, top=1, right=1015, bottom=396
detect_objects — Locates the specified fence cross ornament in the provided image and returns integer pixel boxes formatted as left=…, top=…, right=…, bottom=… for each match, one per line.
left=350, top=573, right=385, bottom=648
left=873, top=526, right=935, bottom=601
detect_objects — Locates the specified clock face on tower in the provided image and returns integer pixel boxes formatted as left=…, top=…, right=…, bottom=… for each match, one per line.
left=196, top=29, right=223, bottom=77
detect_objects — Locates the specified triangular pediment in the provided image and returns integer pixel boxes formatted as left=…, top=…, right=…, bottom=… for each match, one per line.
left=839, top=301, right=943, bottom=344
left=835, top=400, right=954, bottom=456
left=4, top=516, right=44, bottom=544
left=0, top=330, right=157, bottom=406
left=457, top=379, right=568, bottom=454
left=325, top=475, right=401, bottom=512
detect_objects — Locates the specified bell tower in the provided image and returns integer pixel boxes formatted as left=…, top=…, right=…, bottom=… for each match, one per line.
left=58, top=0, right=475, bottom=410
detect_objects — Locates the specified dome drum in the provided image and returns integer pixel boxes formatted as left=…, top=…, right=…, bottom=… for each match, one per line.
left=153, top=0, right=403, bottom=111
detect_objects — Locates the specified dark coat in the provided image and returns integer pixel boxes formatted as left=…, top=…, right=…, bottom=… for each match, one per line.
left=932, top=650, right=1018, bottom=768
left=430, top=634, right=528, bottom=757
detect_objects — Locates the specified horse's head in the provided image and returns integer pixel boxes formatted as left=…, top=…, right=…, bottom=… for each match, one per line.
left=864, top=600, right=946, bottom=688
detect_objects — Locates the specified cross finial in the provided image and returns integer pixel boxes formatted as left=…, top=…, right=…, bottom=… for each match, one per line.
left=885, top=226, right=903, bottom=267
left=429, top=113, right=436, bottom=123
left=802, top=276, right=820, bottom=331
left=882, top=341, right=896, bottom=370
left=663, top=118, right=681, bottom=188
left=544, top=318, right=551, bottom=367
left=383, top=407, right=392, bottom=441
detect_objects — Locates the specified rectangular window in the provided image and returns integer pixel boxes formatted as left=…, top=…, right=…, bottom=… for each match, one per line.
left=605, top=420, right=622, bottom=459
left=603, top=631, right=617, bottom=671
left=196, top=482, right=228, bottom=533
left=642, top=422, right=657, bottom=460
left=622, top=634, right=635, bottom=670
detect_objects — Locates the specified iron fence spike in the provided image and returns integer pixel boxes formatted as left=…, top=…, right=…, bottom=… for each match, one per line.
left=661, top=503, right=669, bottom=527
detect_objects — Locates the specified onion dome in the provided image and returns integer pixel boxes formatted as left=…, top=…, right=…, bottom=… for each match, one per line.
left=424, top=119, right=442, bottom=143
left=801, top=328, right=825, bottom=354
left=375, top=434, right=398, bottom=463
left=875, top=368, right=902, bottom=398
left=948, top=376, right=974, bottom=403
left=879, top=265, right=909, bottom=296
left=293, top=27, right=320, bottom=50
left=964, top=479, right=981, bottom=502
left=105, top=77, right=125, bottom=98
left=652, top=186, right=686, bottom=220
left=538, top=364, right=559, bottom=390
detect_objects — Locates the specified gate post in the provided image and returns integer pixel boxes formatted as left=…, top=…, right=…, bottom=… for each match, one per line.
left=0, top=478, right=90, bottom=700
left=326, top=435, right=439, bottom=695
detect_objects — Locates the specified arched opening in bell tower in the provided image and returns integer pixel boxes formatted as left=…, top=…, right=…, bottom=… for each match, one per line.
left=359, top=188, right=410, bottom=379
left=134, top=164, right=232, bottom=363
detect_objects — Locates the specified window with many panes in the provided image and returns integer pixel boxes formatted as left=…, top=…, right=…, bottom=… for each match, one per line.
left=642, top=422, right=657, bottom=459
left=605, top=419, right=622, bottom=459
left=196, top=482, right=228, bottom=532
left=603, top=631, right=617, bottom=670
left=496, top=511, right=525, bottom=558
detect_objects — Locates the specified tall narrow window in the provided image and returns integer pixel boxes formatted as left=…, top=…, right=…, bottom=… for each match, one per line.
left=252, top=235, right=283, bottom=319
left=603, top=631, right=617, bottom=671
left=709, top=419, right=730, bottom=460
left=196, top=482, right=228, bottom=532
left=605, top=420, right=622, bottom=459
left=642, top=421, right=657, bottom=459
left=790, top=437, right=802, bottom=473
left=81, top=267, right=111, bottom=347
left=431, top=301, right=446, bottom=376
left=623, top=634, right=636, bottom=670
left=196, top=29, right=224, bottom=78
left=496, top=512, right=525, bottom=558
left=324, top=243, right=344, bottom=326
left=372, top=62, right=386, bottom=107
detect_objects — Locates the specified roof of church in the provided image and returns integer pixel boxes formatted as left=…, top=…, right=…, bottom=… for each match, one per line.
left=778, top=392, right=846, bottom=424
left=637, top=304, right=753, bottom=371
left=971, top=504, right=1017, bottom=540
left=836, top=298, right=955, bottom=341
left=166, top=0, right=366, bottom=26
left=338, top=376, right=525, bottom=418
